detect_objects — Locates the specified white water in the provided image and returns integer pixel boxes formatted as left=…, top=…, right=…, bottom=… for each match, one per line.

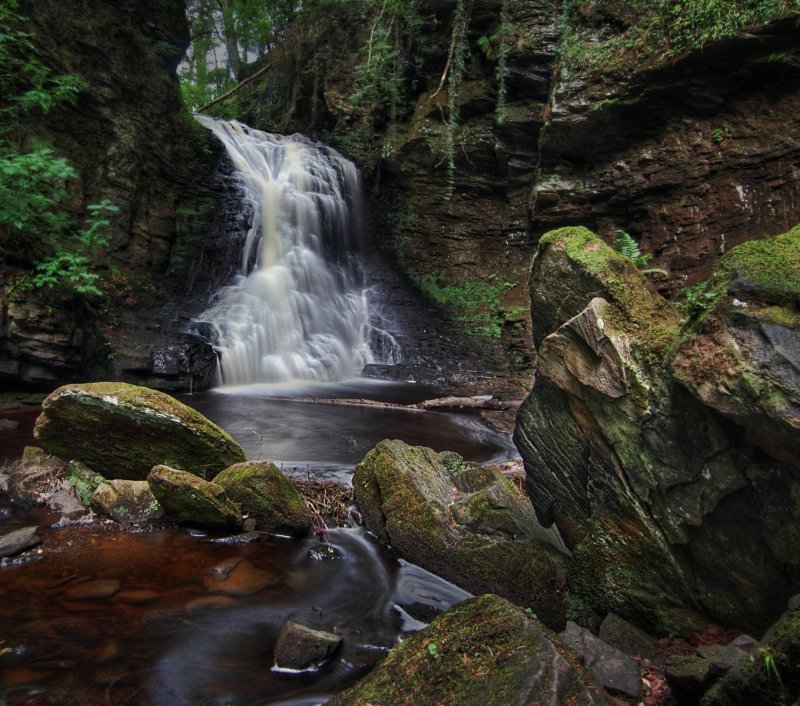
left=195, top=117, right=398, bottom=385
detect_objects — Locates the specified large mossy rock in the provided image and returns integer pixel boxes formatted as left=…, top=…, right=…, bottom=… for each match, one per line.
left=147, top=465, right=242, bottom=531
left=514, top=226, right=800, bottom=635
left=34, top=382, right=246, bottom=480
left=328, top=594, right=610, bottom=706
left=90, top=480, right=163, bottom=524
left=353, top=439, right=568, bottom=630
left=213, top=461, right=312, bottom=537
left=701, top=596, right=800, bottom=706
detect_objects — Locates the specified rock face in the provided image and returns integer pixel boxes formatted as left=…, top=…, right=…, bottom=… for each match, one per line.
left=148, top=465, right=241, bottom=531
left=213, top=461, right=312, bottom=537
left=34, top=382, right=246, bottom=480
left=0, top=0, right=222, bottom=391
left=328, top=594, right=610, bottom=706
left=514, top=226, right=800, bottom=634
left=353, top=439, right=568, bottom=629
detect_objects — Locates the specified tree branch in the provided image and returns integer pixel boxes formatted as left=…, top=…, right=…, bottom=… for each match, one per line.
left=197, top=58, right=277, bottom=112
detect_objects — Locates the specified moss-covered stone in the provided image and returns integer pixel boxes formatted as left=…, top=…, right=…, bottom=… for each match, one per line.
left=328, top=594, right=611, bottom=706
left=353, top=440, right=568, bottom=630
left=212, top=461, right=312, bottom=537
left=147, top=465, right=241, bottom=531
left=66, top=460, right=106, bottom=508
left=90, top=479, right=163, bottom=524
left=34, top=382, right=246, bottom=480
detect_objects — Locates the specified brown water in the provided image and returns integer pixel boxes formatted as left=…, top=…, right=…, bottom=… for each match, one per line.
left=0, top=380, right=499, bottom=705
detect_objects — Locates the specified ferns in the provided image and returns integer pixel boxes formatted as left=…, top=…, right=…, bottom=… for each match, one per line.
left=612, top=229, right=668, bottom=276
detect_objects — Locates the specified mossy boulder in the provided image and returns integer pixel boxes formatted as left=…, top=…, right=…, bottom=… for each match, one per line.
left=90, top=479, right=163, bottom=524
left=212, top=461, right=312, bottom=537
left=328, top=594, right=611, bottom=706
left=65, top=460, right=106, bottom=508
left=353, top=440, right=568, bottom=630
left=34, top=382, right=246, bottom=480
left=515, top=226, right=800, bottom=634
left=147, top=465, right=241, bottom=531
left=671, top=226, right=800, bottom=464
left=702, top=596, right=800, bottom=706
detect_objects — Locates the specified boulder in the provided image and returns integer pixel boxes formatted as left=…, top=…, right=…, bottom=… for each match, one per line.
left=353, top=440, right=568, bottom=630
left=65, top=460, right=106, bottom=507
left=90, top=480, right=163, bottom=524
left=598, top=613, right=657, bottom=660
left=560, top=621, right=641, bottom=698
left=327, top=594, right=611, bottom=706
left=702, top=596, right=800, bottom=706
left=514, top=226, right=800, bottom=634
left=34, top=382, right=246, bottom=480
left=0, top=526, right=41, bottom=558
left=273, top=620, right=341, bottom=671
left=212, top=461, right=312, bottom=537
left=147, top=465, right=241, bottom=531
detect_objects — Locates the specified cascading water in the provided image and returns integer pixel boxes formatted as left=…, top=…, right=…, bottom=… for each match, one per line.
left=194, top=117, right=398, bottom=386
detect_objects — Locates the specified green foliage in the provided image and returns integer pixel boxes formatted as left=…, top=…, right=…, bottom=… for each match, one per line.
left=426, top=642, right=441, bottom=660
left=712, top=124, right=733, bottom=143
left=28, top=200, right=119, bottom=298
left=755, top=646, right=784, bottom=687
left=443, top=0, right=472, bottom=199
left=413, top=272, right=515, bottom=341
left=680, top=281, right=719, bottom=316
left=612, top=229, right=668, bottom=276
left=559, top=0, right=799, bottom=73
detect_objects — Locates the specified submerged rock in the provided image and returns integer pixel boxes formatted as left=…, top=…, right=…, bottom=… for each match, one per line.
left=213, top=461, right=312, bottom=537
left=514, top=226, right=800, bottom=634
left=353, top=440, right=568, bottom=629
left=273, top=620, right=341, bottom=671
left=148, top=465, right=241, bottom=531
left=328, top=594, right=610, bottom=706
left=90, top=480, right=163, bottom=524
left=34, top=382, right=246, bottom=480
left=203, top=556, right=280, bottom=595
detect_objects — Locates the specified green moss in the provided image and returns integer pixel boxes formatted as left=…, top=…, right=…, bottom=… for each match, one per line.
left=66, top=460, right=106, bottom=505
left=712, top=225, right=800, bottom=305
left=539, top=227, right=680, bottom=358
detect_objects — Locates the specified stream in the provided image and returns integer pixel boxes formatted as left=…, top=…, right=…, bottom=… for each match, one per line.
left=0, top=380, right=515, bottom=706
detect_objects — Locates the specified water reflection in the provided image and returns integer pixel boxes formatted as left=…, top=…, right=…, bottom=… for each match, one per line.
left=180, top=380, right=517, bottom=482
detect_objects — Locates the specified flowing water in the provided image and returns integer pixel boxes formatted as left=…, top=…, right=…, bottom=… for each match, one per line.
left=194, top=118, right=399, bottom=386
left=0, top=120, right=518, bottom=704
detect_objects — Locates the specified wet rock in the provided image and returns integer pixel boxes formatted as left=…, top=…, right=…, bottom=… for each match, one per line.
left=212, top=461, right=312, bottom=537
left=701, top=596, right=800, bottom=706
left=0, top=526, right=41, bottom=558
left=514, top=226, right=800, bottom=634
left=21, top=446, right=47, bottom=462
left=353, top=439, right=568, bottom=629
left=113, top=589, right=159, bottom=604
left=185, top=595, right=238, bottom=612
left=308, top=543, right=343, bottom=561
left=273, top=620, right=341, bottom=671
left=34, top=382, right=246, bottom=480
left=90, top=479, right=163, bottom=524
left=328, top=594, right=610, bottom=706
left=560, top=621, right=641, bottom=698
left=65, top=460, right=106, bottom=508
left=47, top=481, right=87, bottom=518
left=61, top=579, right=121, bottom=601
left=598, top=613, right=657, bottom=660
left=148, top=465, right=241, bottom=531
left=0, top=419, right=19, bottom=431
left=203, top=556, right=280, bottom=595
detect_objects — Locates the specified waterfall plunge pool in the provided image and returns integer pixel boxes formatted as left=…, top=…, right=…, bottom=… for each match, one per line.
left=178, top=378, right=518, bottom=484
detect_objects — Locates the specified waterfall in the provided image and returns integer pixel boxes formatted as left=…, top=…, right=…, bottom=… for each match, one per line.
left=194, top=117, right=398, bottom=386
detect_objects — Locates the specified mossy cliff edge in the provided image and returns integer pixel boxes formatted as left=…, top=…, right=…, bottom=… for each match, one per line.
left=514, top=225, right=800, bottom=635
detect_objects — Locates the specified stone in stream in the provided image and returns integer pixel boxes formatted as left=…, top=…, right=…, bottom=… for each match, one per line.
left=65, top=460, right=106, bottom=508
left=212, top=461, right=312, bottom=537
left=90, top=479, right=163, bottom=524
left=34, top=382, right=246, bottom=480
left=61, top=578, right=121, bottom=601
left=327, top=594, right=610, bottom=706
left=148, top=465, right=241, bottom=531
left=0, top=526, right=41, bottom=558
left=202, top=556, right=280, bottom=595
left=353, top=439, right=568, bottom=630
left=273, top=620, right=342, bottom=671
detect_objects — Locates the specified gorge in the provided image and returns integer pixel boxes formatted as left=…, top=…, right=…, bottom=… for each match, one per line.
left=1, top=0, right=800, bottom=704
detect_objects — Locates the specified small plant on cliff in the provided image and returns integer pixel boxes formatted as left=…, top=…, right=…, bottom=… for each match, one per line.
left=612, top=229, right=668, bottom=276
